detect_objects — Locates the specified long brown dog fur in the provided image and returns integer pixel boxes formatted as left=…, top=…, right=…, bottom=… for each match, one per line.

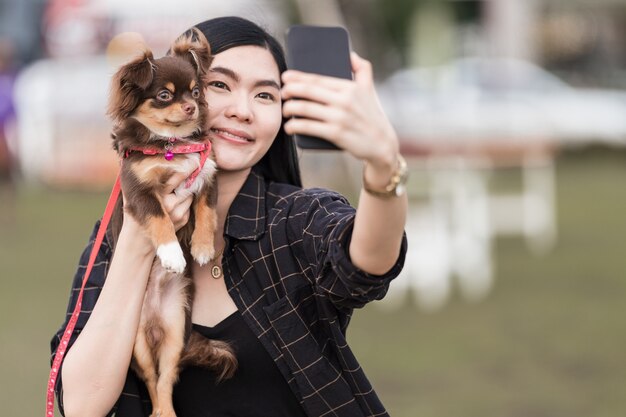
left=107, top=28, right=237, bottom=417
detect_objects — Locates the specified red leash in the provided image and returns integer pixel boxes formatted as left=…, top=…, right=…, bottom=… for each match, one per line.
left=46, top=141, right=211, bottom=416
left=46, top=174, right=121, bottom=417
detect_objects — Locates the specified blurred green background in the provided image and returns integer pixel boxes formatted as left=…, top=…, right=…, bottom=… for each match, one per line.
left=1, top=147, right=625, bottom=417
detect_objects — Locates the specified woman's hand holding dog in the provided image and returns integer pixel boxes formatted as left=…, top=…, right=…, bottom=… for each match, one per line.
left=162, top=171, right=194, bottom=231
left=120, top=170, right=194, bottom=234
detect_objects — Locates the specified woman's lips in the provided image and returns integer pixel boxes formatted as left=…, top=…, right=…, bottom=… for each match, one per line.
left=210, top=128, right=254, bottom=143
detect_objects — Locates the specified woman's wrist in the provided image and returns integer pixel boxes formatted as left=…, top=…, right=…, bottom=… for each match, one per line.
left=362, top=151, right=408, bottom=199
left=118, top=216, right=155, bottom=259
left=363, top=160, right=394, bottom=190
left=362, top=138, right=398, bottom=190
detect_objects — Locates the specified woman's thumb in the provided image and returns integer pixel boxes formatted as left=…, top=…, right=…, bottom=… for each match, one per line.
left=351, top=51, right=373, bottom=86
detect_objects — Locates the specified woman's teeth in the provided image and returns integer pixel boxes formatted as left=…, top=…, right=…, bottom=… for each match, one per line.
left=212, top=129, right=252, bottom=142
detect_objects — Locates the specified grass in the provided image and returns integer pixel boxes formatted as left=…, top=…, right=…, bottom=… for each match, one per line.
left=350, top=148, right=626, bottom=417
left=1, top=148, right=625, bottom=416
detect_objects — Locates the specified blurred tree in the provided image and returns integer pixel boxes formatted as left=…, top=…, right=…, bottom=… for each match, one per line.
left=292, top=0, right=345, bottom=25
left=285, top=0, right=402, bottom=77
left=372, top=0, right=421, bottom=56
left=283, top=0, right=484, bottom=75
left=346, top=0, right=482, bottom=74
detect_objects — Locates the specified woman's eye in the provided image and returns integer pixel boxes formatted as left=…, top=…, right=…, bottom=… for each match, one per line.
left=191, top=87, right=200, bottom=98
left=208, top=81, right=229, bottom=90
left=157, top=90, right=173, bottom=101
left=257, top=92, right=275, bottom=101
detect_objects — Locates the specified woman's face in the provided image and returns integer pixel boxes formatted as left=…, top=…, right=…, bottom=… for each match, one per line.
left=205, top=45, right=283, bottom=173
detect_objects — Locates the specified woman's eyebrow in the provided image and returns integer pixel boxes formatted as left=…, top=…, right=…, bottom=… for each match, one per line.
left=255, top=79, right=281, bottom=90
left=210, top=66, right=280, bottom=90
left=210, top=66, right=239, bottom=81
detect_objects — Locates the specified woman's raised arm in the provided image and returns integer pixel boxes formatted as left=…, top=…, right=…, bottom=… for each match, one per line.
left=281, top=52, right=408, bottom=275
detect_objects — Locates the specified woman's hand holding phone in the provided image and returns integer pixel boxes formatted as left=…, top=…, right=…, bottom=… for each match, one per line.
left=282, top=52, right=399, bottom=177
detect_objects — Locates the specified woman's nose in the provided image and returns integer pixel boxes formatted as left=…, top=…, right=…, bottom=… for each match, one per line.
left=225, top=95, right=253, bottom=122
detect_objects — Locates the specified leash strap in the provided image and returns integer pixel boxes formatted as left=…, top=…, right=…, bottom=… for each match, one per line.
left=185, top=147, right=210, bottom=188
left=46, top=173, right=121, bottom=417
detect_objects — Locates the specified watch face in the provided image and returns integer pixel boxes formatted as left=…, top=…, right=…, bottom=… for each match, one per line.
left=395, top=155, right=409, bottom=196
left=395, top=183, right=406, bottom=197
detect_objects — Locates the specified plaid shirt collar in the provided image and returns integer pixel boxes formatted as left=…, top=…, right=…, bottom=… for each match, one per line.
left=224, top=167, right=267, bottom=241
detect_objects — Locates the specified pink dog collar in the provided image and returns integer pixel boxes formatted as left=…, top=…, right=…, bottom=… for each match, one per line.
left=124, top=138, right=212, bottom=188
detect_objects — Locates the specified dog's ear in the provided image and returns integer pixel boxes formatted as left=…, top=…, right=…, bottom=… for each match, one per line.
left=169, top=28, right=212, bottom=77
left=107, top=50, right=155, bottom=121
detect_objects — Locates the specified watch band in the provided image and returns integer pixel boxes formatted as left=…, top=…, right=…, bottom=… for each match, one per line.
left=362, top=154, right=408, bottom=198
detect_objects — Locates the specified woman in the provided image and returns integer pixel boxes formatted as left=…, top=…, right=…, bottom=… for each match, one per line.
left=51, top=16, right=408, bottom=417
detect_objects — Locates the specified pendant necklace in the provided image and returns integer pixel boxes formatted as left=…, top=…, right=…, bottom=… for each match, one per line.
left=210, top=248, right=225, bottom=279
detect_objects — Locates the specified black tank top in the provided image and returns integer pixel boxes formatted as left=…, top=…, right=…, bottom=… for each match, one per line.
left=172, top=311, right=307, bottom=417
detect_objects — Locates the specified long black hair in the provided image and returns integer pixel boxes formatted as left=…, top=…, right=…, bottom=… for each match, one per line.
left=195, top=16, right=302, bottom=187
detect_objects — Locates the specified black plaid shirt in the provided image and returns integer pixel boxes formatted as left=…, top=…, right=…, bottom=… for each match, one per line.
left=51, top=168, right=407, bottom=417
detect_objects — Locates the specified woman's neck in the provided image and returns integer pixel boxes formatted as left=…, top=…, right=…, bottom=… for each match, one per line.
left=216, top=167, right=251, bottom=224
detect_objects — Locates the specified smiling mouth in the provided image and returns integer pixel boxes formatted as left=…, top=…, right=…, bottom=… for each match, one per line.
left=211, top=128, right=254, bottom=142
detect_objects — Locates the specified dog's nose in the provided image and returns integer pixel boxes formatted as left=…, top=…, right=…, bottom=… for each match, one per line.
left=181, top=103, right=196, bottom=115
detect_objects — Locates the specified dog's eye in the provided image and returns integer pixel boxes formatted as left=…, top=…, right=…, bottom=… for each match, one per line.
left=157, top=90, right=173, bottom=102
left=191, top=87, right=201, bottom=99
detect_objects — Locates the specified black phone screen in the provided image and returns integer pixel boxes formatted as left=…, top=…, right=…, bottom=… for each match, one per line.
left=285, top=25, right=352, bottom=150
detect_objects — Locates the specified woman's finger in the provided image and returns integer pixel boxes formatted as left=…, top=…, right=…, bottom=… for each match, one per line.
left=282, top=98, right=346, bottom=123
left=163, top=191, right=193, bottom=230
left=281, top=80, right=347, bottom=106
left=282, top=69, right=349, bottom=91
left=163, top=190, right=192, bottom=214
left=164, top=168, right=197, bottom=194
left=284, top=118, right=349, bottom=146
left=350, top=52, right=374, bottom=87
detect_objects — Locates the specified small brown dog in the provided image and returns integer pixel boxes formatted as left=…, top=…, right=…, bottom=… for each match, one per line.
left=108, top=28, right=236, bottom=417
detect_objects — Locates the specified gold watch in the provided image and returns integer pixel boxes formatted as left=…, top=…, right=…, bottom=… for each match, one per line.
left=363, top=154, right=409, bottom=198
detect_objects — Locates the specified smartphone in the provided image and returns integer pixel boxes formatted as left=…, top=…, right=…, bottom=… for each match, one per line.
left=285, top=25, right=352, bottom=150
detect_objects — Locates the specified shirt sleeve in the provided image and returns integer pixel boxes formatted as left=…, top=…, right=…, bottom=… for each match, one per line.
left=49, top=220, right=114, bottom=416
left=284, top=188, right=407, bottom=309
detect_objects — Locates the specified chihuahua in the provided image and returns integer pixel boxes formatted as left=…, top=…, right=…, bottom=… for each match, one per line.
left=108, top=28, right=236, bottom=417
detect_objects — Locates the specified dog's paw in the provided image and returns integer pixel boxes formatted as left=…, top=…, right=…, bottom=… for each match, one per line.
left=152, top=407, right=177, bottom=417
left=156, top=242, right=186, bottom=273
left=191, top=243, right=215, bottom=266
left=150, top=410, right=176, bottom=417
